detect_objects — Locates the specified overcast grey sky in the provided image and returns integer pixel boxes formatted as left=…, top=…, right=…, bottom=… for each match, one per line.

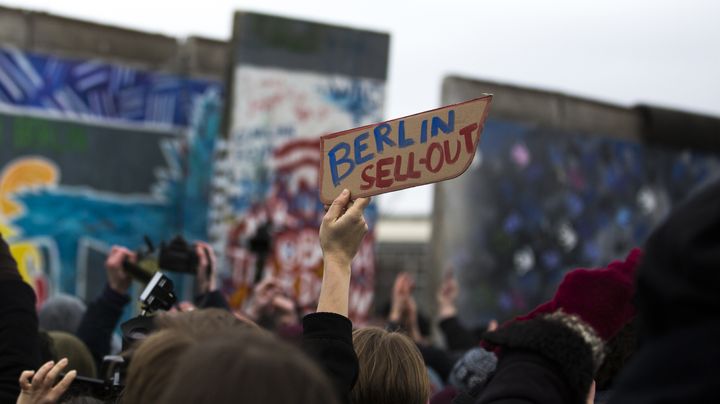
left=3, top=0, right=719, bottom=215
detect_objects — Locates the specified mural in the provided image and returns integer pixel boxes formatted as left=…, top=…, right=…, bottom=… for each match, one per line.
left=437, top=118, right=720, bottom=326
left=214, top=66, right=384, bottom=320
left=0, top=46, right=223, bottom=305
left=0, top=46, right=212, bottom=128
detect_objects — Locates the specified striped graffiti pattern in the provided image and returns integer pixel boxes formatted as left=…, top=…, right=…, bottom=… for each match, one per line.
left=0, top=46, right=221, bottom=128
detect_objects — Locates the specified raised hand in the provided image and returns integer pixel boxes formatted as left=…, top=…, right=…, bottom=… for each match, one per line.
left=389, top=272, right=414, bottom=323
left=17, top=359, right=76, bottom=404
left=317, top=189, right=370, bottom=317
left=105, top=246, right=135, bottom=294
left=194, top=241, right=217, bottom=294
left=319, top=189, right=370, bottom=268
left=437, top=269, right=459, bottom=319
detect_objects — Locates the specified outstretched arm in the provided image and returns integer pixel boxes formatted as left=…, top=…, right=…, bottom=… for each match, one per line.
left=76, top=246, right=134, bottom=368
left=302, top=190, right=370, bottom=403
left=317, top=189, right=370, bottom=316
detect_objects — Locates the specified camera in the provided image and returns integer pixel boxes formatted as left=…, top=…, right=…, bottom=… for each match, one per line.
left=121, top=271, right=177, bottom=348
left=121, top=235, right=210, bottom=283
left=158, top=236, right=200, bottom=275
left=61, top=355, right=126, bottom=401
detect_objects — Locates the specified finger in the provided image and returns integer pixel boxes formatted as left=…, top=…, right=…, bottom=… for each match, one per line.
left=204, top=245, right=216, bottom=273
left=47, top=370, right=76, bottom=402
left=44, top=358, right=68, bottom=388
left=345, top=196, right=371, bottom=218
left=31, top=361, right=54, bottom=387
left=19, top=371, right=34, bottom=391
left=196, top=244, right=208, bottom=274
left=127, top=251, right=138, bottom=264
left=324, top=189, right=350, bottom=221
left=106, top=249, right=120, bottom=266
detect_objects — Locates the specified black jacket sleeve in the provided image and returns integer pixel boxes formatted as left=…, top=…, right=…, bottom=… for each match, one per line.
left=76, top=285, right=130, bottom=369
left=0, top=233, right=40, bottom=403
left=439, top=316, right=482, bottom=351
left=301, top=312, right=359, bottom=404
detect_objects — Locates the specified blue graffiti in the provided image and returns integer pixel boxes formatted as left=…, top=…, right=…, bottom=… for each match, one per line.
left=0, top=46, right=221, bottom=128
left=182, top=90, right=222, bottom=241
left=322, top=79, right=383, bottom=125
left=13, top=189, right=174, bottom=293
left=448, top=118, right=720, bottom=323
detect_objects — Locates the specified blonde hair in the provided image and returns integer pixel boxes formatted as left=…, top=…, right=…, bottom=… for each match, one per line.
left=350, top=327, right=431, bottom=404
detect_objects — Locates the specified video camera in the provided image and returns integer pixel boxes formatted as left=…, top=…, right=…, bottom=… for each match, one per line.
left=122, top=235, right=209, bottom=283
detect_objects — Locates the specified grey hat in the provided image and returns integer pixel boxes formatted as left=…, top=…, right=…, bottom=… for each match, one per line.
left=449, top=347, right=498, bottom=393
left=39, top=294, right=87, bottom=334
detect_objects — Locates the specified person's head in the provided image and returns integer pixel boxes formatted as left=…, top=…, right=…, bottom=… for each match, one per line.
left=155, top=307, right=258, bottom=335
left=122, top=329, right=196, bottom=403
left=157, top=329, right=339, bottom=404
left=635, top=179, right=720, bottom=339
left=122, top=308, right=255, bottom=403
left=47, top=331, right=97, bottom=378
left=39, top=294, right=87, bottom=334
left=448, top=347, right=497, bottom=394
left=350, top=327, right=431, bottom=404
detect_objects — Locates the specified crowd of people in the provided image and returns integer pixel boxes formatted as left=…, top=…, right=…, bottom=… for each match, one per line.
left=2, top=181, right=720, bottom=403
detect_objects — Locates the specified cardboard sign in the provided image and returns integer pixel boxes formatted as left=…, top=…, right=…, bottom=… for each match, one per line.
left=319, top=95, right=492, bottom=203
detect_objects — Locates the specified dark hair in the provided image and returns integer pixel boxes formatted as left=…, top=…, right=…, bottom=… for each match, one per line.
left=157, top=330, right=339, bottom=404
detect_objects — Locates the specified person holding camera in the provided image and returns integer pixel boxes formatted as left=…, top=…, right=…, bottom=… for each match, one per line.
left=76, top=239, right=225, bottom=369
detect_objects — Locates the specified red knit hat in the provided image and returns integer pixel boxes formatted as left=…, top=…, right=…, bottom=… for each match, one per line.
left=515, top=248, right=642, bottom=341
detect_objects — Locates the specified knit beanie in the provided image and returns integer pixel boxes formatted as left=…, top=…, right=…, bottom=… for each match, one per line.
left=448, top=347, right=497, bottom=393
left=515, top=248, right=641, bottom=341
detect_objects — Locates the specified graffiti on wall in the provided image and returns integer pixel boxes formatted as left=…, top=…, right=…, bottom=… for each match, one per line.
left=214, top=66, right=384, bottom=320
left=0, top=46, right=223, bottom=304
left=437, top=118, right=720, bottom=326
left=0, top=46, right=214, bottom=128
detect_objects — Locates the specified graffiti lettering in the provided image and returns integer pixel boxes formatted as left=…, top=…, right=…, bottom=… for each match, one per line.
left=12, top=117, right=89, bottom=153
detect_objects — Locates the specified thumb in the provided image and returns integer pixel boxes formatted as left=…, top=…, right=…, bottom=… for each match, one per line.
left=324, top=189, right=350, bottom=221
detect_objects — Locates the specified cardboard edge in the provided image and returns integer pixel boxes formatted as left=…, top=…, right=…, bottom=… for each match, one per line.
left=318, top=95, right=493, bottom=204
